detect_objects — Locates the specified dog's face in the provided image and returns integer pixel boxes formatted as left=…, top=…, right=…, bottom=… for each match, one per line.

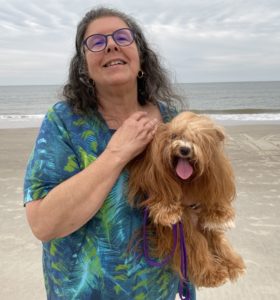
left=152, top=112, right=225, bottom=181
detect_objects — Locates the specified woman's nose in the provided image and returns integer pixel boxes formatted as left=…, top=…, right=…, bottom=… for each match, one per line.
left=105, top=36, right=119, bottom=53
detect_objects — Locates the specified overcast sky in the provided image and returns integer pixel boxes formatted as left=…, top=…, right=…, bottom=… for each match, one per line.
left=0, top=0, right=279, bottom=85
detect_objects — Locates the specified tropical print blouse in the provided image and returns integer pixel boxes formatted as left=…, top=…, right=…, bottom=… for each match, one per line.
left=24, top=101, right=196, bottom=300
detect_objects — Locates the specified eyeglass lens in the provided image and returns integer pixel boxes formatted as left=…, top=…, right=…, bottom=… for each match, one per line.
left=85, top=28, right=134, bottom=52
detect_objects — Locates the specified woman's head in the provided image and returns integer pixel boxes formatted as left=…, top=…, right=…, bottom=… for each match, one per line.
left=63, top=7, right=182, bottom=114
left=83, top=16, right=141, bottom=93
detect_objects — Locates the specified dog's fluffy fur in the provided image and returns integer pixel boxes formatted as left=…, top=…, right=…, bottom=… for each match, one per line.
left=128, top=111, right=246, bottom=287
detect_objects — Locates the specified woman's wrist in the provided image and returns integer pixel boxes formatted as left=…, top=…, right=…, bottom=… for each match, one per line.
left=101, top=147, right=129, bottom=170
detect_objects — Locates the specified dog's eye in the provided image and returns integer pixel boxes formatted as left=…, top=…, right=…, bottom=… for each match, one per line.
left=170, top=133, right=177, bottom=140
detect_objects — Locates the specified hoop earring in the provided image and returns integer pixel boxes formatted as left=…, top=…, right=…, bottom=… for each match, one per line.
left=89, top=78, right=95, bottom=87
left=137, top=70, right=144, bottom=79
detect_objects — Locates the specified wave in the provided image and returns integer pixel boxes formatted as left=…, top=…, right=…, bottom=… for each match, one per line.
left=2, top=109, right=280, bottom=119
left=192, top=108, right=280, bottom=114
left=0, top=114, right=44, bottom=129
left=1, top=112, right=280, bottom=129
left=210, top=113, right=280, bottom=122
left=0, top=114, right=44, bottom=120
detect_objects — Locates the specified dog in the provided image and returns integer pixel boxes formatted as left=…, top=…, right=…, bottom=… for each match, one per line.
left=128, top=111, right=246, bottom=288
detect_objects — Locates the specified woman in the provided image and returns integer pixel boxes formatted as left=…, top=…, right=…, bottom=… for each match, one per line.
left=24, top=7, right=196, bottom=300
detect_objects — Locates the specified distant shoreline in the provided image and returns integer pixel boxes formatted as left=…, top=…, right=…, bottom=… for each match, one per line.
left=192, top=108, right=280, bottom=114
left=1, top=113, right=280, bottom=129
left=1, top=80, right=280, bottom=87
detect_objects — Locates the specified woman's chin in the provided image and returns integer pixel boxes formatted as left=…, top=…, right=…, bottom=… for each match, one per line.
left=100, top=75, right=136, bottom=88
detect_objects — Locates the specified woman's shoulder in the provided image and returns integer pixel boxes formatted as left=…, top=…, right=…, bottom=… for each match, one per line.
left=48, top=100, right=73, bottom=117
left=40, top=101, right=88, bottom=139
left=144, top=101, right=178, bottom=123
left=46, top=100, right=90, bottom=127
left=156, top=101, right=179, bottom=123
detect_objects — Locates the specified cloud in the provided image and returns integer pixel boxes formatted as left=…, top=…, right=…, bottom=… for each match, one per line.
left=0, top=0, right=280, bottom=85
left=142, top=0, right=280, bottom=82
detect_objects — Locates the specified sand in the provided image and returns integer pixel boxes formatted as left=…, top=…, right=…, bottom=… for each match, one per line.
left=0, top=124, right=280, bottom=300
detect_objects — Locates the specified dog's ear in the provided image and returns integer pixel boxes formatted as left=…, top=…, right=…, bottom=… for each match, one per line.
left=152, top=123, right=169, bottom=146
left=155, top=122, right=169, bottom=134
left=215, top=126, right=225, bottom=142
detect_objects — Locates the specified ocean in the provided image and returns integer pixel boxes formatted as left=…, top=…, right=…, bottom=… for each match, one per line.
left=0, top=81, right=279, bottom=128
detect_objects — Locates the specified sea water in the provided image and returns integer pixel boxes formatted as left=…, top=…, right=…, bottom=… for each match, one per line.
left=0, top=81, right=279, bottom=128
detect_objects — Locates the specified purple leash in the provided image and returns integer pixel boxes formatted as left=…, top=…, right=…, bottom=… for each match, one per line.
left=143, top=208, right=190, bottom=300
left=178, top=222, right=190, bottom=300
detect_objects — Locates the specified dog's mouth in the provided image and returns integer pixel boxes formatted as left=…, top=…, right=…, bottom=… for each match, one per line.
left=173, top=157, right=194, bottom=180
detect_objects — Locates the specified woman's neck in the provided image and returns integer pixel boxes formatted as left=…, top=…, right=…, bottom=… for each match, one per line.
left=97, top=84, right=143, bottom=129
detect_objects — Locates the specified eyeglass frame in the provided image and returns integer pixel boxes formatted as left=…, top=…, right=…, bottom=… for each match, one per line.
left=83, top=28, right=136, bottom=52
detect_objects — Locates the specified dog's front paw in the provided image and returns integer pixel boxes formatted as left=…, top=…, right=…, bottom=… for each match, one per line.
left=202, top=219, right=235, bottom=231
left=200, top=208, right=235, bottom=231
left=149, top=203, right=183, bottom=227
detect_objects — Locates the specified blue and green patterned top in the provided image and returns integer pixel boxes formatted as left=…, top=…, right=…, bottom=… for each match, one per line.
left=24, top=101, right=196, bottom=300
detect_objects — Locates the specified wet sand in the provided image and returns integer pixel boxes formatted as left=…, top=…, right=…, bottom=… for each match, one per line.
left=0, top=124, right=279, bottom=300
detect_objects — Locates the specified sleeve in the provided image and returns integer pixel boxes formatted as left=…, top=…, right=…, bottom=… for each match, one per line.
left=23, top=106, right=81, bottom=205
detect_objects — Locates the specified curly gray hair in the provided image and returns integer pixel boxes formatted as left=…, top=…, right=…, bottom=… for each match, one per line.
left=63, top=7, right=183, bottom=114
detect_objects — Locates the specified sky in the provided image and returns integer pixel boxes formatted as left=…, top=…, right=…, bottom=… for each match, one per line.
left=0, top=0, right=280, bottom=85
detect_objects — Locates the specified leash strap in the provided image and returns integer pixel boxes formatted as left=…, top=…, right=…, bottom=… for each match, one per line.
left=143, top=208, right=190, bottom=299
left=178, top=222, right=190, bottom=300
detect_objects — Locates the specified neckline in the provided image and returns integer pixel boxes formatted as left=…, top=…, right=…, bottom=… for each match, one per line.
left=95, top=101, right=169, bottom=133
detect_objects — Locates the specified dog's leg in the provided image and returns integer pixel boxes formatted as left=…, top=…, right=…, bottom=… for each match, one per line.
left=144, top=197, right=183, bottom=226
left=182, top=214, right=229, bottom=287
left=199, top=204, right=235, bottom=231
left=205, top=230, right=246, bottom=281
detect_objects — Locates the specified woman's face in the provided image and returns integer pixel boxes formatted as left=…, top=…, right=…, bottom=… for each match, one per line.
left=84, top=16, right=140, bottom=90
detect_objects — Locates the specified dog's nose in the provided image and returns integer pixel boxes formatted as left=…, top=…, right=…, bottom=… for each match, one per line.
left=179, top=146, right=190, bottom=156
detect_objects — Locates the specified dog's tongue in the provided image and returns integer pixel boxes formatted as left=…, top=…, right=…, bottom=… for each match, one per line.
left=176, top=158, right=193, bottom=180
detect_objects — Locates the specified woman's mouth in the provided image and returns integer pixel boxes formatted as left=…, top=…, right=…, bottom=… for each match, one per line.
left=103, top=59, right=127, bottom=68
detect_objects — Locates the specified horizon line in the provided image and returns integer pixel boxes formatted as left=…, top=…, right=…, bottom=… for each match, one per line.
left=1, top=79, right=280, bottom=87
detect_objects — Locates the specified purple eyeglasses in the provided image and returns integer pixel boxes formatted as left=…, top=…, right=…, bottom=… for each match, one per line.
left=83, top=28, right=135, bottom=52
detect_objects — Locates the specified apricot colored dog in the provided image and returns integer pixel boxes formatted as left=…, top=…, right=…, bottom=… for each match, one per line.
left=128, top=111, right=245, bottom=287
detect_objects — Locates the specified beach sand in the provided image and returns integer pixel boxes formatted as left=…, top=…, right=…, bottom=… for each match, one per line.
left=0, top=124, right=280, bottom=300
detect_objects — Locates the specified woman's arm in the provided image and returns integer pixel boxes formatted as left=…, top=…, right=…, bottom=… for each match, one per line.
left=25, top=112, right=158, bottom=242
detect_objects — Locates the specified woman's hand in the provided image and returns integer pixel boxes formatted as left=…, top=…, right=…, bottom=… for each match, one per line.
left=106, top=111, right=158, bottom=165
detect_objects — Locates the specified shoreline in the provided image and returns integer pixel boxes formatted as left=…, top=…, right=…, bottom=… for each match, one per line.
left=1, top=115, right=280, bottom=129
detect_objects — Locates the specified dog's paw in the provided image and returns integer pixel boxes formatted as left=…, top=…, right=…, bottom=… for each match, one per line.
left=197, top=265, right=229, bottom=287
left=226, top=255, right=246, bottom=281
left=149, top=203, right=182, bottom=227
left=202, top=219, right=235, bottom=231
left=200, top=208, right=235, bottom=231
left=228, top=265, right=246, bottom=282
